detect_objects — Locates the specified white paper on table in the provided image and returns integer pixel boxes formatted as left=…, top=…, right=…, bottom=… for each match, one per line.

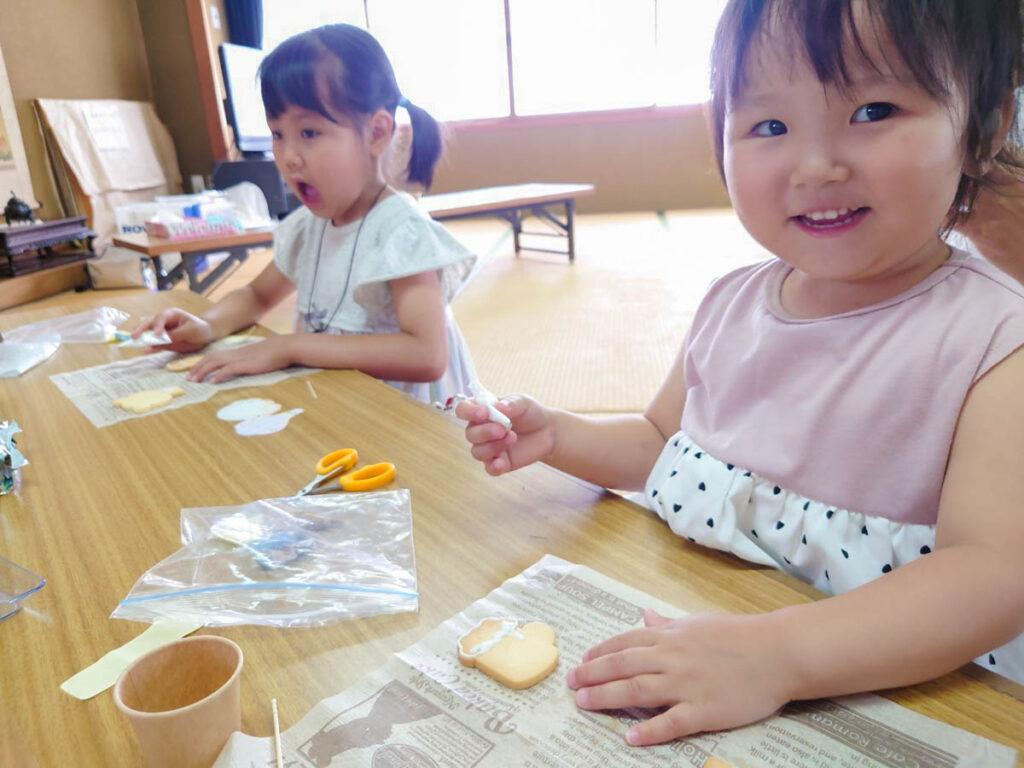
left=49, top=339, right=317, bottom=428
left=214, top=556, right=1017, bottom=768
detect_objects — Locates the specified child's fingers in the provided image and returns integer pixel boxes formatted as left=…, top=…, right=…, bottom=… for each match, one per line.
left=579, top=627, right=657, bottom=663
left=643, top=608, right=671, bottom=627
left=573, top=672, right=671, bottom=713
left=151, top=314, right=171, bottom=337
left=485, top=451, right=511, bottom=476
left=207, top=365, right=241, bottom=384
left=496, top=394, right=530, bottom=420
left=186, top=355, right=218, bottom=382
left=470, top=435, right=514, bottom=464
left=151, top=310, right=182, bottom=338
left=464, top=420, right=511, bottom=445
left=131, top=315, right=155, bottom=338
left=454, top=400, right=492, bottom=423
left=626, top=703, right=704, bottom=746
left=199, top=356, right=243, bottom=383
left=569, top=647, right=659, bottom=692
left=455, top=395, right=526, bottom=426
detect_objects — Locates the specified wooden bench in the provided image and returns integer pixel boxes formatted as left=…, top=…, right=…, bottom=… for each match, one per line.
left=421, top=183, right=595, bottom=262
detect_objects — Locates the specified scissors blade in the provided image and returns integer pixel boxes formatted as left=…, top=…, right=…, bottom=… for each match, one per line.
left=295, top=478, right=321, bottom=497
left=295, top=466, right=347, bottom=496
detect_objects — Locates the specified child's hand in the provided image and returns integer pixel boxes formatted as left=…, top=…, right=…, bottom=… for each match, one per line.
left=567, top=608, right=793, bottom=746
left=186, top=337, right=292, bottom=383
left=132, top=309, right=214, bottom=353
left=455, top=394, right=555, bottom=476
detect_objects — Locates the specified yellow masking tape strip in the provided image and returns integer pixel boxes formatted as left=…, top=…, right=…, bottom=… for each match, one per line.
left=60, top=621, right=202, bottom=700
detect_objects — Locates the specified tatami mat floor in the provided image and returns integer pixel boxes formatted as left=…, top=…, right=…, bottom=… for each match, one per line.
left=205, top=208, right=764, bottom=413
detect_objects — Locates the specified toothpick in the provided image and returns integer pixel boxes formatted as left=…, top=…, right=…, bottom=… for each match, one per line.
left=271, top=697, right=283, bottom=768
left=306, top=380, right=318, bottom=400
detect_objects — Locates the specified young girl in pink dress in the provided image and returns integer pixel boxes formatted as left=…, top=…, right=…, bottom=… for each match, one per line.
left=460, top=0, right=1024, bottom=746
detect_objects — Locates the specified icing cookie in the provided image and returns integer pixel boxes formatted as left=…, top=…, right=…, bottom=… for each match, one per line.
left=166, top=355, right=203, bottom=372
left=113, top=388, right=185, bottom=414
left=457, top=618, right=558, bottom=690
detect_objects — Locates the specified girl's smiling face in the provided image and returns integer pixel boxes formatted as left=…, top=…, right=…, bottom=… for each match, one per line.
left=722, top=19, right=967, bottom=306
left=269, top=104, right=379, bottom=226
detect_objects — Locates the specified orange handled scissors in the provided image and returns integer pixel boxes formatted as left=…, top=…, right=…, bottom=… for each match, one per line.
left=295, top=448, right=396, bottom=496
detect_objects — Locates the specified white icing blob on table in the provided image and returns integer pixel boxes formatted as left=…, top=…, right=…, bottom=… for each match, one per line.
left=234, top=408, right=304, bottom=436
left=216, top=398, right=282, bottom=422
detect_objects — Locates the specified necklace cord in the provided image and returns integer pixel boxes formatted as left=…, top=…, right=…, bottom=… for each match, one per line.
left=306, top=184, right=388, bottom=333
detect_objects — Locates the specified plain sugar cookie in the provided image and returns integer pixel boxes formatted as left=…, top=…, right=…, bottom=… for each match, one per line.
left=166, top=354, right=203, bottom=372
left=113, top=387, right=185, bottom=414
left=457, top=618, right=559, bottom=690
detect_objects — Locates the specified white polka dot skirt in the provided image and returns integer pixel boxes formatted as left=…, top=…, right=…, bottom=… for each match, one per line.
left=645, top=430, right=1024, bottom=685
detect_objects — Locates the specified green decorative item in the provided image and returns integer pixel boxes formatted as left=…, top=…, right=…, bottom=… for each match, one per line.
left=1, top=420, right=27, bottom=494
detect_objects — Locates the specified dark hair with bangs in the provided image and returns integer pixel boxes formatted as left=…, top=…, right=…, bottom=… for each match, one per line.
left=259, top=24, right=442, bottom=188
left=709, top=0, right=1024, bottom=230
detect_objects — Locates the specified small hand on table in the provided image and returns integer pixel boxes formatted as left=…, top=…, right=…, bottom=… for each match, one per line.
left=567, top=609, right=794, bottom=746
left=187, top=336, right=292, bottom=383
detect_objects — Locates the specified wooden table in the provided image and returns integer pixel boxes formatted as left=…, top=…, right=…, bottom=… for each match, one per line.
left=112, top=229, right=274, bottom=294
left=422, top=183, right=595, bottom=262
left=1, top=290, right=1022, bottom=766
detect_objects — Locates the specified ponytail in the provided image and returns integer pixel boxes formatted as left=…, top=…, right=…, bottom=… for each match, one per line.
left=401, top=98, right=442, bottom=189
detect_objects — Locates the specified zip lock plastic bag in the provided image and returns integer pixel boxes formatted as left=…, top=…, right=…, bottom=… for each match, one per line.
left=1, top=306, right=130, bottom=344
left=0, top=306, right=132, bottom=377
left=0, top=333, right=59, bottom=378
left=112, top=491, right=418, bottom=627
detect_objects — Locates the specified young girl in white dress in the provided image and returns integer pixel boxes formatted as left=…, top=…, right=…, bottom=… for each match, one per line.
left=135, top=24, right=476, bottom=405
left=459, top=0, right=1024, bottom=747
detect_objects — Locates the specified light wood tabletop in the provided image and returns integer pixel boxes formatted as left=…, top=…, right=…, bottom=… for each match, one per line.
left=111, top=231, right=275, bottom=293
left=112, top=230, right=275, bottom=257
left=1, top=290, right=1022, bottom=766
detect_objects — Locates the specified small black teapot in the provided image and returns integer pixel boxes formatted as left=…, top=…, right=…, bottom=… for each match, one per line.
left=4, top=191, right=40, bottom=225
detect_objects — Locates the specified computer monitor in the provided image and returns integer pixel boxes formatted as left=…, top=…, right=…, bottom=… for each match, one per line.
left=219, top=42, right=272, bottom=156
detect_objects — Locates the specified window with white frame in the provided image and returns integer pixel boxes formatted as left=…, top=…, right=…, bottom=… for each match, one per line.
left=260, top=0, right=729, bottom=122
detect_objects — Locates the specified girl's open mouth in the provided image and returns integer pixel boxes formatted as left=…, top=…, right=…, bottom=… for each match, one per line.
left=296, top=181, right=322, bottom=207
left=792, top=207, right=870, bottom=235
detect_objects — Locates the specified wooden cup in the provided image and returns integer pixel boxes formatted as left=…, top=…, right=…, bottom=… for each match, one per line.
left=113, top=636, right=243, bottom=768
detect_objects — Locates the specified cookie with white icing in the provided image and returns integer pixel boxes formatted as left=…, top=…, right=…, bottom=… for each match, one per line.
left=113, top=387, right=185, bottom=413
left=457, top=618, right=558, bottom=689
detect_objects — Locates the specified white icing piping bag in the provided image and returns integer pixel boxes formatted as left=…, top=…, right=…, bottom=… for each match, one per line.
left=468, top=380, right=511, bottom=428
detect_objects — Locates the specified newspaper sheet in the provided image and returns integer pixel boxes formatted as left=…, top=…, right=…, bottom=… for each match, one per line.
left=49, top=344, right=316, bottom=428
left=215, top=555, right=1016, bottom=768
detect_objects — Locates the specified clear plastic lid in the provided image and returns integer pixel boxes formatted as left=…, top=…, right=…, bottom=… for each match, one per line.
left=0, top=555, right=45, bottom=620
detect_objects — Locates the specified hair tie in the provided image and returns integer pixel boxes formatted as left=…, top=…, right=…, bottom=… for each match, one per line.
left=398, top=95, right=410, bottom=109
